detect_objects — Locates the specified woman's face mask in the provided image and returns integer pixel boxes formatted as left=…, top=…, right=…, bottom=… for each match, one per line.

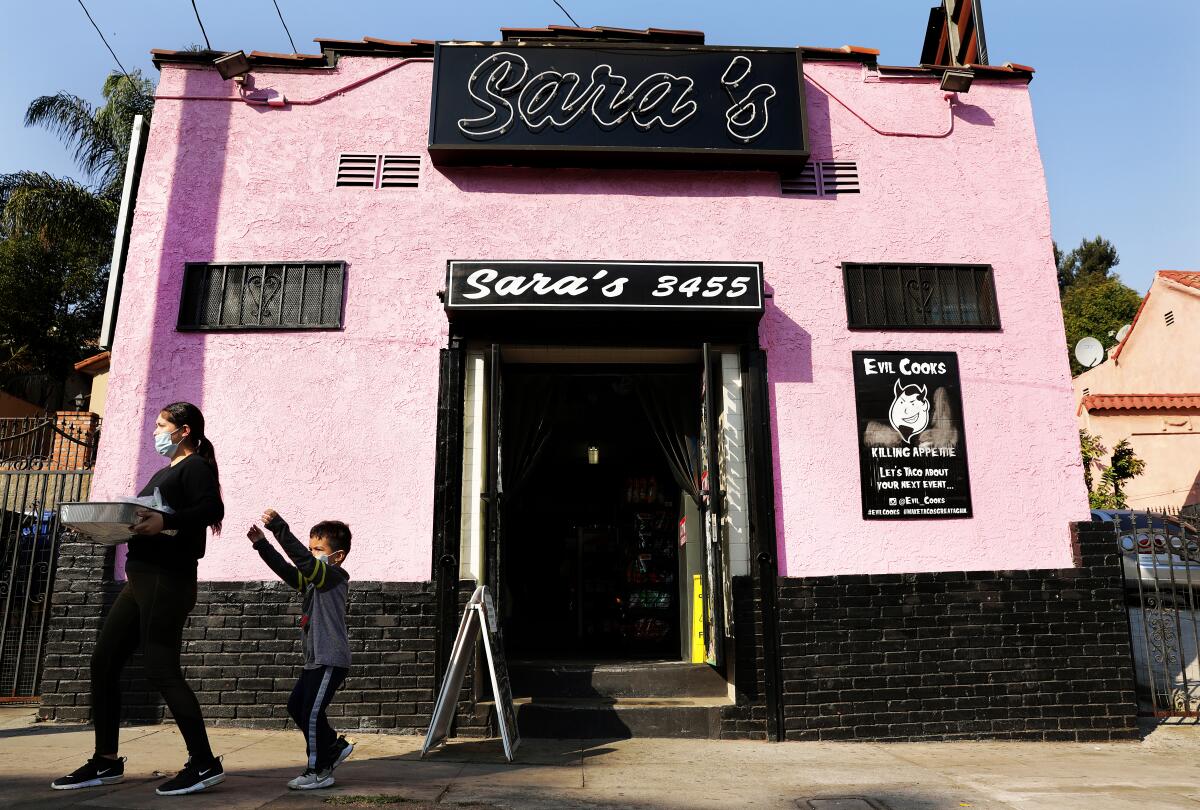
left=154, top=426, right=183, bottom=457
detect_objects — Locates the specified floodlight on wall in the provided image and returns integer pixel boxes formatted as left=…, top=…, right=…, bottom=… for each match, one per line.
left=214, top=50, right=251, bottom=81
left=939, top=68, right=974, bottom=93
left=587, top=446, right=599, bottom=465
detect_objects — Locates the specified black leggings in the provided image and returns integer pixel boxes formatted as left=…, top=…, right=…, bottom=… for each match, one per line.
left=288, top=666, right=347, bottom=770
left=91, top=568, right=212, bottom=762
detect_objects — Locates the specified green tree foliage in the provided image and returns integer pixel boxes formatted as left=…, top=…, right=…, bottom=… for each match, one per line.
left=1056, top=236, right=1143, bottom=376
left=1086, top=438, right=1147, bottom=509
left=1079, top=429, right=1105, bottom=494
left=0, top=71, right=153, bottom=404
left=1056, top=235, right=1121, bottom=292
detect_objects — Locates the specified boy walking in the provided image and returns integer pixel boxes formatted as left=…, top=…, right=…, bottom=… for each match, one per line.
left=248, top=509, right=354, bottom=789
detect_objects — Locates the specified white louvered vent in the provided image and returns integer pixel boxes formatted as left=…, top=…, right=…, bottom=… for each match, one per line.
left=1165, top=310, right=1175, bottom=326
left=1082, top=387, right=1090, bottom=397
left=380, top=154, right=421, bottom=188
left=336, top=153, right=379, bottom=187
left=336, top=153, right=421, bottom=189
left=781, top=160, right=860, bottom=197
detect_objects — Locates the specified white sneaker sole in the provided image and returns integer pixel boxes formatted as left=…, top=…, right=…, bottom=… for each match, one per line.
left=290, top=775, right=335, bottom=790
left=332, top=742, right=354, bottom=769
left=51, top=775, right=124, bottom=790
left=155, top=772, right=226, bottom=795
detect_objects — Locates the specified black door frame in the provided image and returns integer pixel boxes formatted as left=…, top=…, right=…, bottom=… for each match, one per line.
left=428, top=325, right=785, bottom=740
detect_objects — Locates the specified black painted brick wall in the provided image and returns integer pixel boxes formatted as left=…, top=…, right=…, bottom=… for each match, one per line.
left=776, top=521, right=1139, bottom=741
left=38, top=536, right=438, bottom=734
left=720, top=575, right=769, bottom=740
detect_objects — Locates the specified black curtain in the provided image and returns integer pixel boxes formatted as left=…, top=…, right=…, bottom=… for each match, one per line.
left=500, top=373, right=563, bottom=501
left=633, top=373, right=703, bottom=506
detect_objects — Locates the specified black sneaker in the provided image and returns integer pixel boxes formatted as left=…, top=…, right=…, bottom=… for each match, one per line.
left=155, top=756, right=226, bottom=796
left=327, top=736, right=354, bottom=770
left=51, top=756, right=125, bottom=790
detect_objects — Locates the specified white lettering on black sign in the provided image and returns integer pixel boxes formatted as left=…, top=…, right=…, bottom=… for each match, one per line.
left=445, top=261, right=763, bottom=312
left=428, top=44, right=809, bottom=170
left=852, top=351, right=973, bottom=519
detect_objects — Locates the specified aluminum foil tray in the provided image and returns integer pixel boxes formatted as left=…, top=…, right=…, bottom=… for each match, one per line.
left=60, top=502, right=159, bottom=545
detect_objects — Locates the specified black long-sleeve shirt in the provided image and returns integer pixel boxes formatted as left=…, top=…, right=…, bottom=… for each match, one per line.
left=126, top=454, right=224, bottom=575
left=253, top=514, right=351, bottom=669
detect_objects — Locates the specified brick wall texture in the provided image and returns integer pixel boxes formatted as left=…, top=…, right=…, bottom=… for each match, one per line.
left=38, top=521, right=1139, bottom=743
left=776, top=522, right=1140, bottom=741
left=37, top=537, right=438, bottom=734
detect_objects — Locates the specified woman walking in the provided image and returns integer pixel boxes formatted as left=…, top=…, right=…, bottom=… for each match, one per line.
left=52, top=402, right=226, bottom=796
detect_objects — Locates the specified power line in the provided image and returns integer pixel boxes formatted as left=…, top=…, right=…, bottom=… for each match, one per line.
left=75, top=0, right=139, bottom=89
left=553, top=0, right=581, bottom=28
left=271, top=0, right=298, bottom=53
left=190, top=0, right=213, bottom=50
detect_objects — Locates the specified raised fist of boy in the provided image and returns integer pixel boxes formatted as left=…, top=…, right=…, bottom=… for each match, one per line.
left=247, top=524, right=265, bottom=544
left=261, top=508, right=279, bottom=525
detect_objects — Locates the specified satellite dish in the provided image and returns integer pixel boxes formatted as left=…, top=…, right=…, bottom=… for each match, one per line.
left=1115, top=324, right=1132, bottom=344
left=1075, top=336, right=1104, bottom=368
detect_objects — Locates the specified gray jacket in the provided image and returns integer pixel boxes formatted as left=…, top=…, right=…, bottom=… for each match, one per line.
left=253, top=515, right=351, bottom=670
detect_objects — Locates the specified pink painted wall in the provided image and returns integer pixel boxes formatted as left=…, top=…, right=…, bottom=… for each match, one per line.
left=97, top=55, right=1088, bottom=582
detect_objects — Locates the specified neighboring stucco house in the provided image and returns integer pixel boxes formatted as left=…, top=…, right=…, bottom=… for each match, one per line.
left=1075, top=271, right=1200, bottom=509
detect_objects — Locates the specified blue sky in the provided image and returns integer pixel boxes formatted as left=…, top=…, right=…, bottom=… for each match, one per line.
left=1, top=1, right=1196, bottom=293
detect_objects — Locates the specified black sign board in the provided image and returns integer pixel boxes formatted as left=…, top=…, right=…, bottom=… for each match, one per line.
left=429, top=43, right=809, bottom=169
left=852, top=351, right=973, bottom=520
left=445, top=260, right=764, bottom=314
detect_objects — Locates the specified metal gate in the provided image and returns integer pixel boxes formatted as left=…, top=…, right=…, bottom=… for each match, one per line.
left=1109, top=510, right=1200, bottom=719
left=0, top=416, right=99, bottom=702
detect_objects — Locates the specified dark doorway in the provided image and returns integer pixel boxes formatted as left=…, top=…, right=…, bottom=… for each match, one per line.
left=501, top=368, right=698, bottom=661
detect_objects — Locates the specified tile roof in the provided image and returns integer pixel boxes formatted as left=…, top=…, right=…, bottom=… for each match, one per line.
left=73, top=351, right=110, bottom=374
left=1079, top=394, right=1200, bottom=414
left=148, top=26, right=1035, bottom=79
left=1160, top=270, right=1200, bottom=291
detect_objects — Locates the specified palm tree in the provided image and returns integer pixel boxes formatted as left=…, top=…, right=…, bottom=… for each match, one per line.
left=0, top=71, right=154, bottom=240
left=0, top=70, right=153, bottom=405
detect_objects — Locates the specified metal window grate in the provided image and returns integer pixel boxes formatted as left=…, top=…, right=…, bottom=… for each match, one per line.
left=842, top=263, right=1001, bottom=329
left=781, top=160, right=860, bottom=197
left=178, top=261, right=346, bottom=330
left=336, top=153, right=421, bottom=189
left=1165, top=310, right=1175, bottom=326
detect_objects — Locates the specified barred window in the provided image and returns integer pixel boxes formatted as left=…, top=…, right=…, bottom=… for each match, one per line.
left=178, top=261, right=346, bottom=330
left=842, top=263, right=1000, bottom=330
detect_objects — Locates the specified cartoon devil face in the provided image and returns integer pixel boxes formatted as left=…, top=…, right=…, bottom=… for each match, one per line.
left=888, top=380, right=930, bottom=444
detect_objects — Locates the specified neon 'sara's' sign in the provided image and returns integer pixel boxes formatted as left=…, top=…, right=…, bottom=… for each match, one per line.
left=457, top=52, right=775, bottom=144
left=428, top=43, right=809, bottom=169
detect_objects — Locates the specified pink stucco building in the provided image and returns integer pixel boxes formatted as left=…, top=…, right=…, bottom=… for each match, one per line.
left=41, top=16, right=1138, bottom=744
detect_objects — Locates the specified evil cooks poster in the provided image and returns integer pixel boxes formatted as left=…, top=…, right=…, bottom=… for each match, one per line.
left=852, top=351, right=973, bottom=520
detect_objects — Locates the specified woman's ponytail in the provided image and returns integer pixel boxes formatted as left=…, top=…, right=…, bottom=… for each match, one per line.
left=161, top=401, right=222, bottom=534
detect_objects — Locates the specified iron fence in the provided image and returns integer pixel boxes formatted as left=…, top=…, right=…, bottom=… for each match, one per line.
left=1112, top=511, right=1200, bottom=720
left=0, top=415, right=99, bottom=702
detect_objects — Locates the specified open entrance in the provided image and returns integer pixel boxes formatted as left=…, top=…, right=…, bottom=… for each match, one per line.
left=502, top=368, right=699, bottom=662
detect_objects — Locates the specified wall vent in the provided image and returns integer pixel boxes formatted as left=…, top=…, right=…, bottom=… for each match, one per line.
left=336, top=153, right=421, bottom=189
left=1165, top=310, right=1175, bottom=326
left=1082, top=387, right=1090, bottom=397
left=781, top=160, right=860, bottom=197
left=380, top=154, right=421, bottom=188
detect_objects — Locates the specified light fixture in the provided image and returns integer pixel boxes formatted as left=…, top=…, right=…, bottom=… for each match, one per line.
left=73, top=393, right=86, bottom=410
left=587, top=445, right=599, bottom=465
left=939, top=68, right=973, bottom=93
left=214, top=50, right=251, bottom=81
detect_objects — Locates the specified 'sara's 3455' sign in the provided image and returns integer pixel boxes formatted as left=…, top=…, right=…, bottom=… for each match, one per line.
left=428, top=43, right=809, bottom=169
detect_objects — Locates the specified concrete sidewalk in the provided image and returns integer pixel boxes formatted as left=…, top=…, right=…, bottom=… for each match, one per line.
left=1, top=708, right=1198, bottom=810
